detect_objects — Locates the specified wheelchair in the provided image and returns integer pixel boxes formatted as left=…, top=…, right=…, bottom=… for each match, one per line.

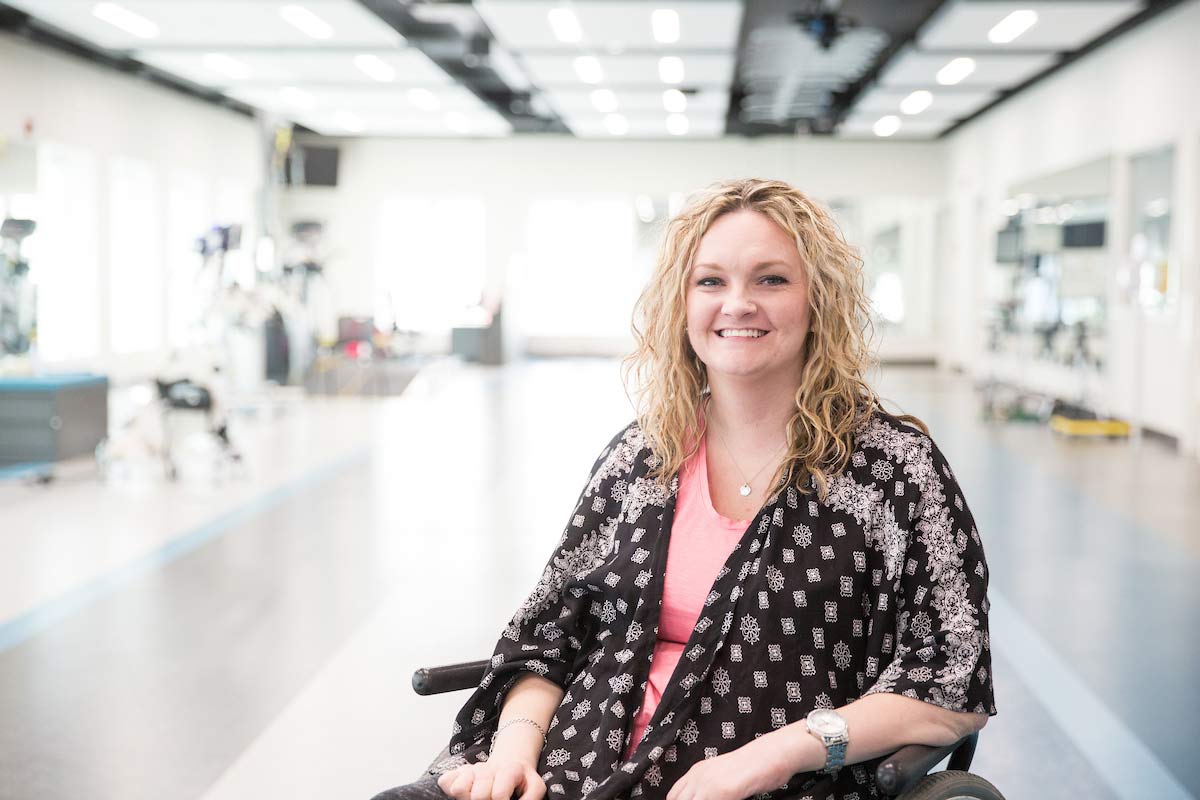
left=412, top=660, right=1004, bottom=800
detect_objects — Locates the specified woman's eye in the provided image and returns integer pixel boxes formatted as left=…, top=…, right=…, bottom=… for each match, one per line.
left=761, top=275, right=787, bottom=286
left=696, top=277, right=720, bottom=287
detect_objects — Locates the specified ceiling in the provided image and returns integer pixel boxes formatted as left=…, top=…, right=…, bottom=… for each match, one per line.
left=0, top=0, right=1168, bottom=140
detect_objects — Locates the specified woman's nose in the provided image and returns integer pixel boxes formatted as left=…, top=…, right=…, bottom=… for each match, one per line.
left=721, top=286, right=756, bottom=316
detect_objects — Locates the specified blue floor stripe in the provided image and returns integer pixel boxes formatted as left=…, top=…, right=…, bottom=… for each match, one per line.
left=0, top=446, right=371, bottom=655
left=0, top=462, right=53, bottom=482
left=990, top=588, right=1194, bottom=799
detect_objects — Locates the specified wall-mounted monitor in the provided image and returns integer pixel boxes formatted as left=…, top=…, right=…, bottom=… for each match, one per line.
left=1062, top=220, right=1106, bottom=248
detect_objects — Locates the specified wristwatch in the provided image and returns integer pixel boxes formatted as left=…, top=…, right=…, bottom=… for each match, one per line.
left=805, top=709, right=849, bottom=774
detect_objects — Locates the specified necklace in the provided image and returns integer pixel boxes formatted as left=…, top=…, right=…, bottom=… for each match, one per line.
left=708, top=417, right=789, bottom=498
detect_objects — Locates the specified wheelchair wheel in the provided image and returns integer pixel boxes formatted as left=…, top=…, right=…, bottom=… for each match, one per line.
left=898, top=770, right=1003, bottom=800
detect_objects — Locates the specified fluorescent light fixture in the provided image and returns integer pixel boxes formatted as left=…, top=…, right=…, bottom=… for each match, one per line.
left=355, top=54, right=396, bottom=82
left=936, top=57, right=975, bottom=86
left=446, top=111, right=471, bottom=134
left=334, top=110, right=364, bottom=133
left=658, top=56, right=684, bottom=84
left=590, top=89, right=618, bottom=113
left=407, top=88, right=440, bottom=111
left=203, top=53, right=250, bottom=80
left=651, top=9, right=680, bottom=44
left=666, top=113, right=689, bottom=135
left=92, top=2, right=159, bottom=38
left=280, top=86, right=315, bottom=109
left=662, top=88, right=687, bottom=113
left=548, top=7, right=583, bottom=43
left=279, top=4, right=334, bottom=40
left=604, top=114, right=629, bottom=136
left=574, top=55, right=604, bottom=84
left=899, top=90, right=932, bottom=115
left=988, top=10, right=1038, bottom=44
left=873, top=115, right=901, bottom=137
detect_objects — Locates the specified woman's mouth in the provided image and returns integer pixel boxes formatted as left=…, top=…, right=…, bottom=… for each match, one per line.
left=716, top=329, right=768, bottom=338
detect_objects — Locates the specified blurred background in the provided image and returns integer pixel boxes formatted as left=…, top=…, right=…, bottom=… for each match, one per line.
left=0, top=1, right=1197, bottom=799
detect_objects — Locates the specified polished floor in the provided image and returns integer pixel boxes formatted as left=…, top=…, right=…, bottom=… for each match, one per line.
left=0, top=359, right=1196, bottom=800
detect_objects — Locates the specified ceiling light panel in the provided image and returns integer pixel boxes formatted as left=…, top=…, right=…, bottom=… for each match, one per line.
left=838, top=115, right=952, bottom=139
left=134, top=48, right=451, bottom=88
left=879, top=47, right=1056, bottom=88
left=562, top=115, right=724, bottom=138
left=522, top=53, right=735, bottom=87
left=851, top=86, right=996, bottom=120
left=919, top=1, right=1142, bottom=51
left=2, top=1, right=404, bottom=49
left=294, top=107, right=512, bottom=137
left=225, top=84, right=485, bottom=116
left=474, top=1, right=742, bottom=50
left=546, top=89, right=728, bottom=115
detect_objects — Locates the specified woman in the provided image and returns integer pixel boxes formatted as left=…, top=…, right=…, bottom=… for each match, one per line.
left=373, top=178, right=996, bottom=800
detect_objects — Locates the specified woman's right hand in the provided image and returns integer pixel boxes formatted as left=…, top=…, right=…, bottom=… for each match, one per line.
left=436, top=759, right=546, bottom=800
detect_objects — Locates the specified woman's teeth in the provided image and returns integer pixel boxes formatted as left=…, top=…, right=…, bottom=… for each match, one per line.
left=717, top=330, right=766, bottom=338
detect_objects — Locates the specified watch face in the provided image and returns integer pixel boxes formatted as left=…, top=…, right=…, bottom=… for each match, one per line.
left=808, top=709, right=847, bottom=736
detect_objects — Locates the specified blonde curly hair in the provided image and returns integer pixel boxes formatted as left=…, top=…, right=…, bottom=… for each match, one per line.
left=623, top=177, right=925, bottom=499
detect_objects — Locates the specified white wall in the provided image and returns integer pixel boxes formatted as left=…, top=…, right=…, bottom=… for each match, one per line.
left=282, top=136, right=948, bottom=360
left=943, top=0, right=1200, bottom=452
left=0, top=32, right=264, bottom=380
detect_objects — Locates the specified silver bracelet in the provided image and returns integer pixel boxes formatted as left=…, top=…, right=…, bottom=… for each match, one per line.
left=490, top=717, right=547, bottom=749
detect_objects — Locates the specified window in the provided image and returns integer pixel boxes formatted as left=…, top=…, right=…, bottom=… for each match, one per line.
left=373, top=193, right=486, bottom=333
left=108, top=156, right=162, bottom=354
left=34, top=144, right=100, bottom=362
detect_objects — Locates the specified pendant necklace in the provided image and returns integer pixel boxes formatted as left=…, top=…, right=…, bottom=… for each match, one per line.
left=709, top=418, right=788, bottom=498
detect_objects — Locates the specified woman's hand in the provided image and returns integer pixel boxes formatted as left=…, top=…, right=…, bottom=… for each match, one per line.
left=665, top=748, right=763, bottom=800
left=436, top=758, right=546, bottom=800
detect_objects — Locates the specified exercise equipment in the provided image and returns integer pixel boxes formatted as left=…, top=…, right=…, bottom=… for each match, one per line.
left=0, top=217, right=37, bottom=357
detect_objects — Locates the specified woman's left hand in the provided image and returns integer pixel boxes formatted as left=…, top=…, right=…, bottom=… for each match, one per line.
left=665, top=746, right=779, bottom=800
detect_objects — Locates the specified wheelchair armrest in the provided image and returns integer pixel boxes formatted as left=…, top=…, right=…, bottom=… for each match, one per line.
left=412, top=659, right=490, bottom=695
left=875, top=733, right=978, bottom=797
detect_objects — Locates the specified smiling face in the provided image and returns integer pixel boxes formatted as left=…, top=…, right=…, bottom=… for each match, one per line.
left=685, top=209, right=812, bottom=386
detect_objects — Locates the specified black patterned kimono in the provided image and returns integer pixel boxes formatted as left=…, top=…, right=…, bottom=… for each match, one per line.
left=430, top=411, right=996, bottom=799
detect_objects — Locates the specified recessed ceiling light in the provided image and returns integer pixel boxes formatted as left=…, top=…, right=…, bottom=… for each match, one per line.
left=659, top=56, right=684, bottom=84
left=334, top=110, right=364, bottom=133
left=666, top=113, right=689, bottom=135
left=280, top=86, right=315, bottom=109
left=662, top=88, right=687, bottom=113
left=446, top=111, right=471, bottom=134
left=279, top=5, right=334, bottom=40
left=604, top=114, right=630, bottom=136
left=407, top=88, right=440, bottom=111
left=355, top=54, right=395, bottom=82
left=651, top=9, right=680, bottom=44
left=574, top=55, right=604, bottom=84
left=591, top=89, right=618, bottom=113
left=548, top=7, right=583, bottom=43
left=988, top=10, right=1038, bottom=44
left=936, top=57, right=975, bottom=86
left=203, top=53, right=250, bottom=80
left=873, top=115, right=901, bottom=137
left=92, top=2, right=159, bottom=39
left=900, top=90, right=932, bottom=115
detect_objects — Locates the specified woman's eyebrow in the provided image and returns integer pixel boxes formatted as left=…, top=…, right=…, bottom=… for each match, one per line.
left=693, top=260, right=793, bottom=272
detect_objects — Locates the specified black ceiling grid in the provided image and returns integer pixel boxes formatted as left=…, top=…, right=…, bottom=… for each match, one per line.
left=728, top=0, right=948, bottom=137
left=0, top=2, right=260, bottom=119
left=353, top=0, right=570, bottom=133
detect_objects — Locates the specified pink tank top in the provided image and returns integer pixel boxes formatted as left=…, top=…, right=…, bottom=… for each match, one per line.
left=623, top=436, right=750, bottom=760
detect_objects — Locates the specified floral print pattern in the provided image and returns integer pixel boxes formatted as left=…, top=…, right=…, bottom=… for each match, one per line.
left=434, top=413, right=995, bottom=799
